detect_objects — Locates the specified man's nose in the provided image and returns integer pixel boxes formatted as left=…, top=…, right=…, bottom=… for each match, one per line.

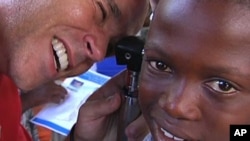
left=83, top=35, right=107, bottom=61
left=159, top=82, right=202, bottom=121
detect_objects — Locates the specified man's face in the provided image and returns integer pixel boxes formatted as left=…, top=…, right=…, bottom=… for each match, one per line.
left=3, top=0, right=148, bottom=90
left=139, top=0, right=250, bottom=140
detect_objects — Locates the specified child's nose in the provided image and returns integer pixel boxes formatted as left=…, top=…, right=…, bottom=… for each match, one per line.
left=159, top=83, right=202, bottom=121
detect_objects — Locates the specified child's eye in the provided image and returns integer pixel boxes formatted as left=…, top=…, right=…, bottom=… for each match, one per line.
left=148, top=60, right=172, bottom=73
left=205, top=80, right=237, bottom=94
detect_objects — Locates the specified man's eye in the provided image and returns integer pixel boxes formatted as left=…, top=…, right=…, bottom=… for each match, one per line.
left=205, top=80, right=237, bottom=94
left=96, top=1, right=107, bottom=21
left=148, top=60, right=172, bottom=72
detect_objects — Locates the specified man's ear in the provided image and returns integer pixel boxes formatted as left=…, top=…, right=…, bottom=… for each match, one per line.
left=150, top=0, right=160, bottom=12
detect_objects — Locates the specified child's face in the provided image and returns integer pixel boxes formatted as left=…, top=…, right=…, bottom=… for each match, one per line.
left=139, top=0, right=250, bottom=140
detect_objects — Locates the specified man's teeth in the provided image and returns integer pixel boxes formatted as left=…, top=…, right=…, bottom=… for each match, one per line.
left=160, top=128, right=184, bottom=141
left=52, top=38, right=69, bottom=71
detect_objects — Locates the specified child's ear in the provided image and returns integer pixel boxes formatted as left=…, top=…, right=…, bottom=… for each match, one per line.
left=150, top=0, right=160, bottom=12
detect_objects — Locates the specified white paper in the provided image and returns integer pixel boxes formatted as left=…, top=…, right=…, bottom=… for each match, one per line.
left=30, top=70, right=110, bottom=136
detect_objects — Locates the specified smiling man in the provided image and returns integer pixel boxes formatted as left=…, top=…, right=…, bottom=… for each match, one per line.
left=0, top=0, right=149, bottom=140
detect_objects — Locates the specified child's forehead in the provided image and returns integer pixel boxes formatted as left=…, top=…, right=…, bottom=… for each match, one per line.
left=157, top=0, right=250, bottom=20
left=154, top=0, right=250, bottom=42
left=147, top=0, right=250, bottom=60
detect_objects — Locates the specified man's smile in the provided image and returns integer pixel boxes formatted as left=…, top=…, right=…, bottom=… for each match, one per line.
left=52, top=37, right=69, bottom=71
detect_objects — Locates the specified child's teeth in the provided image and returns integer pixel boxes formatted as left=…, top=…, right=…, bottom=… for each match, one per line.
left=174, top=136, right=184, bottom=141
left=161, top=128, right=173, bottom=138
left=160, top=128, right=184, bottom=141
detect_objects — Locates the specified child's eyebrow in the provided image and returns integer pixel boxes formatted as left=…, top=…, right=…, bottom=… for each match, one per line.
left=144, top=42, right=171, bottom=57
left=202, top=65, right=250, bottom=78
